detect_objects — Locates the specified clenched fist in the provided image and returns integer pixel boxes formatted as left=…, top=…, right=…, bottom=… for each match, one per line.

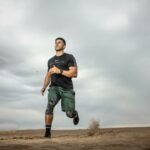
left=41, top=87, right=46, bottom=96
left=49, top=65, right=61, bottom=74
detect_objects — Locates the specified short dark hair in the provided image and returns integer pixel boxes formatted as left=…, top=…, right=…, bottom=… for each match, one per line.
left=55, top=37, right=66, bottom=46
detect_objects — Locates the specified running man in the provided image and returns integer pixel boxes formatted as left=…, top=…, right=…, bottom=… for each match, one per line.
left=41, top=37, right=79, bottom=138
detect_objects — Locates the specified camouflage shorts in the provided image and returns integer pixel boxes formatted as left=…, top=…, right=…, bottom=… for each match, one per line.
left=46, top=86, right=76, bottom=113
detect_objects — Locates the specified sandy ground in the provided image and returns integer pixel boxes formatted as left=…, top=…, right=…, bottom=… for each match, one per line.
left=0, top=127, right=150, bottom=150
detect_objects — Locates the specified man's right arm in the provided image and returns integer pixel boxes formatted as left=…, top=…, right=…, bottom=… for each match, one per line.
left=43, top=71, right=51, bottom=88
left=41, top=71, right=51, bottom=96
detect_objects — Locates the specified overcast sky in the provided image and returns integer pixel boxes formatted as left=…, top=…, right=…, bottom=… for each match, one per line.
left=0, top=0, right=150, bottom=130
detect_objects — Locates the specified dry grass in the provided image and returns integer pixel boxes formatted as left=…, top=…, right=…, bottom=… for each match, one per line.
left=87, top=119, right=100, bottom=136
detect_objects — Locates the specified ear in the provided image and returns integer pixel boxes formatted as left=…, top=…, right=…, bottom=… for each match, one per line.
left=63, top=45, right=66, bottom=49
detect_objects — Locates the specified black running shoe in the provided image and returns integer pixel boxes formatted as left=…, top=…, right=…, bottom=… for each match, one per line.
left=44, top=132, right=51, bottom=138
left=73, top=111, right=79, bottom=125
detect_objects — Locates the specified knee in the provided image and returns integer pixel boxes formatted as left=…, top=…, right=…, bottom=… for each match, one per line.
left=45, top=108, right=53, bottom=115
left=66, top=111, right=74, bottom=118
left=45, top=100, right=56, bottom=115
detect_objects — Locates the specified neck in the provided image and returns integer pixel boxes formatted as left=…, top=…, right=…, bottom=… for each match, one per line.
left=55, top=49, right=64, bottom=56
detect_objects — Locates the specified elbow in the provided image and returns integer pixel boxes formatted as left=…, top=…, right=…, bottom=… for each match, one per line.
left=47, top=72, right=51, bottom=78
left=72, top=73, right=78, bottom=78
left=68, top=70, right=78, bottom=78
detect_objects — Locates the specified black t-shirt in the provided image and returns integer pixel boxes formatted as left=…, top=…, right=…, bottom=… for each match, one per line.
left=47, top=52, right=77, bottom=89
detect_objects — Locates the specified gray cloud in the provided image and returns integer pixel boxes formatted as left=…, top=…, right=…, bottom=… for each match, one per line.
left=0, top=0, right=150, bottom=130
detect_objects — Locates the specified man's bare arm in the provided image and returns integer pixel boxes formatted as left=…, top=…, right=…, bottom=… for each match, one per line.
left=41, top=71, right=51, bottom=96
left=61, top=66, right=78, bottom=78
left=43, top=72, right=51, bottom=88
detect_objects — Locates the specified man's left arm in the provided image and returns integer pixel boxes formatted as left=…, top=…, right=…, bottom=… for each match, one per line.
left=61, top=54, right=78, bottom=78
left=61, top=66, right=77, bottom=78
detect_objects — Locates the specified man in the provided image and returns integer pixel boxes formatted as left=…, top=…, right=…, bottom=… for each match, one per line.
left=41, top=37, right=79, bottom=138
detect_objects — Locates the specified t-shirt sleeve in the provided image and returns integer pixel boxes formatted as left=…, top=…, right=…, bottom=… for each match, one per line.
left=47, top=60, right=50, bottom=72
left=68, top=54, right=78, bottom=68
